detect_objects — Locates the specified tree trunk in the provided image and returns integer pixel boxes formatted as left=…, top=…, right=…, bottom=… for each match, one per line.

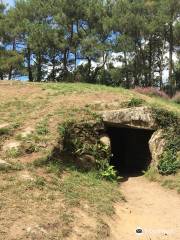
left=51, top=52, right=56, bottom=81
left=124, top=51, right=129, bottom=88
left=27, top=47, right=33, bottom=82
left=148, top=37, right=153, bottom=86
left=87, top=57, right=92, bottom=82
left=138, top=41, right=147, bottom=86
left=63, top=48, right=68, bottom=78
left=159, top=40, right=165, bottom=90
left=8, top=39, right=16, bottom=80
left=0, top=72, right=3, bottom=80
left=133, top=46, right=139, bottom=87
left=169, top=21, right=174, bottom=95
left=36, top=53, right=42, bottom=82
left=74, top=51, right=77, bottom=70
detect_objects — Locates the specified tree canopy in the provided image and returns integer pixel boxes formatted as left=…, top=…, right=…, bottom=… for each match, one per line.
left=0, top=0, right=180, bottom=93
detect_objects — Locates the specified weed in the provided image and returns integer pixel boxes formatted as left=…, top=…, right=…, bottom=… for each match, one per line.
left=0, top=162, right=23, bottom=172
left=36, top=119, right=49, bottom=135
left=0, top=127, right=11, bottom=136
left=152, top=108, right=179, bottom=129
left=99, top=165, right=117, bottom=181
left=144, top=167, right=160, bottom=181
left=158, top=149, right=180, bottom=175
left=33, top=155, right=50, bottom=167
left=127, top=97, right=145, bottom=107
left=46, top=162, right=62, bottom=175
left=34, top=176, right=46, bottom=188
left=6, top=147, right=22, bottom=158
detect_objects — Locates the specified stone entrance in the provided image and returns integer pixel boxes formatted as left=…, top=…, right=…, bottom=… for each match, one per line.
left=105, top=125, right=154, bottom=174
left=61, top=106, right=167, bottom=174
left=102, top=107, right=165, bottom=174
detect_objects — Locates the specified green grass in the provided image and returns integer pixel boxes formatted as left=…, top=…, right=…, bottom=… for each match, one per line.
left=41, top=82, right=180, bottom=115
left=145, top=167, right=180, bottom=194
left=5, top=147, right=22, bottom=158
left=32, top=157, right=123, bottom=216
left=36, top=118, right=49, bottom=135
left=0, top=100, right=34, bottom=124
left=0, top=127, right=11, bottom=136
left=0, top=162, right=24, bottom=172
left=59, top=170, right=123, bottom=215
left=42, top=82, right=130, bottom=94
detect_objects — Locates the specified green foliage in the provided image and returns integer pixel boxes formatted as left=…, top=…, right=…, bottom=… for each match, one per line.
left=59, top=170, right=122, bottom=215
left=0, top=0, right=179, bottom=92
left=153, top=108, right=180, bottom=175
left=127, top=98, right=145, bottom=107
left=0, top=127, right=11, bottom=136
left=59, top=120, right=118, bottom=181
left=158, top=149, right=180, bottom=175
left=158, top=129, right=180, bottom=175
left=34, top=176, right=46, bottom=189
left=0, top=162, right=23, bottom=172
left=99, top=165, right=117, bottom=181
left=36, top=119, right=49, bottom=135
left=152, top=108, right=179, bottom=129
left=6, top=147, right=22, bottom=158
left=144, top=167, right=159, bottom=181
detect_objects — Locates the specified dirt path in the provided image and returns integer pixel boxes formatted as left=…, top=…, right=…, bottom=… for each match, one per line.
left=108, top=176, right=180, bottom=240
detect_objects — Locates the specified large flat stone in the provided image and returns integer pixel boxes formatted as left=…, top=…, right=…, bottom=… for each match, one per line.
left=102, top=107, right=157, bottom=130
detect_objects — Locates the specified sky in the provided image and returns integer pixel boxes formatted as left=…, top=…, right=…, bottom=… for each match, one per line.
left=4, top=0, right=14, bottom=6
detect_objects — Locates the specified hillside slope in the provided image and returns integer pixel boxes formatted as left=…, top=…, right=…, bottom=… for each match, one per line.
left=0, top=81, right=179, bottom=239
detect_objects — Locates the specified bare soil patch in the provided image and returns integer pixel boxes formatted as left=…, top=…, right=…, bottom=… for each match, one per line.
left=108, top=176, right=180, bottom=240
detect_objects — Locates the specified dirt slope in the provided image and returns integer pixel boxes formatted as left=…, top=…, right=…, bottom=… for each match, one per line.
left=108, top=176, right=180, bottom=240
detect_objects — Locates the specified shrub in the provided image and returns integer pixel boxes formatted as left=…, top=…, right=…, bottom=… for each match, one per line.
left=153, top=108, right=180, bottom=175
left=172, top=92, right=180, bottom=104
left=99, top=165, right=117, bottom=181
left=134, top=87, right=169, bottom=99
left=158, top=149, right=180, bottom=175
left=127, top=98, right=145, bottom=107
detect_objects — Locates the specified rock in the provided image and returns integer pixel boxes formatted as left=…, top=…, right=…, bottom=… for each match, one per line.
left=20, top=127, right=34, bottom=138
left=0, top=159, right=11, bottom=169
left=0, top=123, right=10, bottom=129
left=3, top=141, right=21, bottom=152
left=149, top=129, right=166, bottom=166
left=79, top=154, right=96, bottom=171
left=26, top=225, right=47, bottom=235
left=100, top=135, right=111, bottom=149
left=19, top=171, right=34, bottom=181
left=102, top=107, right=157, bottom=130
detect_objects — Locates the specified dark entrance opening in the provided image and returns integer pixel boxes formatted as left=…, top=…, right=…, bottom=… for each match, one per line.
left=106, top=125, right=154, bottom=175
